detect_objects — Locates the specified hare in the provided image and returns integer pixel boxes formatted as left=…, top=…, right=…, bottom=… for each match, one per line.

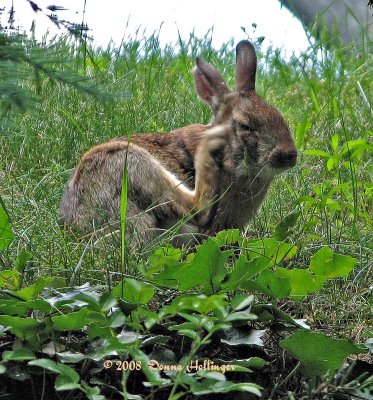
left=59, top=40, right=297, bottom=247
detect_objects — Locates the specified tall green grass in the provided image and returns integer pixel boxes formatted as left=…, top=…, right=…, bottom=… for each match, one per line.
left=0, top=32, right=371, bottom=337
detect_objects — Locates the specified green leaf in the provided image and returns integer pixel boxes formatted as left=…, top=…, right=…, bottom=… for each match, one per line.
left=15, top=249, right=33, bottom=273
left=327, top=182, right=350, bottom=196
left=204, top=322, right=231, bottom=335
left=274, top=212, right=300, bottom=240
left=160, top=294, right=227, bottom=316
left=150, top=347, right=178, bottom=364
left=251, top=304, right=309, bottom=329
left=109, top=310, right=126, bottom=328
left=0, top=200, right=14, bottom=251
left=112, top=278, right=155, bottom=305
left=0, top=299, right=28, bottom=316
left=98, top=292, right=118, bottom=312
left=178, top=329, right=200, bottom=340
left=326, top=155, right=338, bottom=171
left=341, top=139, right=372, bottom=156
left=169, top=321, right=199, bottom=332
left=41, top=285, right=98, bottom=309
left=213, top=229, right=240, bottom=245
left=0, top=298, right=52, bottom=316
left=196, top=371, right=226, bottom=381
left=309, top=247, right=357, bottom=278
left=55, top=375, right=81, bottom=391
left=24, top=299, right=53, bottom=313
left=222, top=256, right=269, bottom=291
left=0, top=270, right=21, bottom=290
left=117, top=298, right=139, bottom=314
left=129, top=349, right=169, bottom=386
left=14, top=277, right=66, bottom=301
left=330, top=133, right=339, bottom=152
left=86, top=311, right=110, bottom=327
left=243, top=269, right=291, bottom=299
left=225, top=311, right=257, bottom=322
left=146, top=245, right=182, bottom=276
left=174, top=238, right=231, bottom=292
left=303, top=149, right=330, bottom=158
left=228, top=357, right=268, bottom=369
left=52, top=308, right=90, bottom=331
left=297, top=195, right=317, bottom=211
left=29, top=359, right=81, bottom=382
left=324, top=197, right=341, bottom=211
left=117, top=329, right=140, bottom=344
left=280, top=330, right=367, bottom=378
left=87, top=324, right=113, bottom=340
left=295, top=113, right=310, bottom=148
left=246, top=238, right=297, bottom=267
left=0, top=315, right=39, bottom=339
left=142, top=309, right=159, bottom=330
left=2, top=348, right=36, bottom=361
left=80, top=381, right=106, bottom=399
left=231, top=294, right=255, bottom=311
left=86, top=337, right=130, bottom=360
left=191, top=380, right=261, bottom=396
left=276, top=268, right=327, bottom=300
left=71, top=290, right=102, bottom=311
left=310, top=84, right=321, bottom=113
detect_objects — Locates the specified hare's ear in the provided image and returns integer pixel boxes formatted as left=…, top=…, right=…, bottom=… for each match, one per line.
left=236, top=40, right=257, bottom=92
left=193, top=58, right=229, bottom=110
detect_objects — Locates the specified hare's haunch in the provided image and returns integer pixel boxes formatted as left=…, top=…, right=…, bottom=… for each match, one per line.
left=59, top=40, right=297, bottom=246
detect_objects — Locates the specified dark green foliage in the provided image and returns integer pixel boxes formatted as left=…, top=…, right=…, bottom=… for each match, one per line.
left=0, top=204, right=371, bottom=398
left=0, top=240, right=370, bottom=398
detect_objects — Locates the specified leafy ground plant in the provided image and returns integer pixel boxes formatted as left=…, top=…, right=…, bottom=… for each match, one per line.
left=1, top=202, right=372, bottom=399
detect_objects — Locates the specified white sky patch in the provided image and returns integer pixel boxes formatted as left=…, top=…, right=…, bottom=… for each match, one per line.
left=2, top=0, right=310, bottom=55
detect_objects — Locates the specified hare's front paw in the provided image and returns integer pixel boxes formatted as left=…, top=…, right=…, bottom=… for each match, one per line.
left=204, top=125, right=230, bottom=167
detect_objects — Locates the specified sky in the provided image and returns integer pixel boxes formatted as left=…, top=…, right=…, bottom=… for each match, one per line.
left=1, top=0, right=310, bottom=54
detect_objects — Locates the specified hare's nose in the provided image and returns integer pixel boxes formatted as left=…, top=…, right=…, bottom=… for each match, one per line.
left=270, top=148, right=297, bottom=169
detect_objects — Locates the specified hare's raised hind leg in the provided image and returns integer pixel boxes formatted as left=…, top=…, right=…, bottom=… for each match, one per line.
left=126, top=125, right=230, bottom=230
left=190, top=125, right=230, bottom=225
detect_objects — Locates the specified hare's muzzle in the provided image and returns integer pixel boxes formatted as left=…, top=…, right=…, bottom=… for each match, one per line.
left=269, top=146, right=297, bottom=170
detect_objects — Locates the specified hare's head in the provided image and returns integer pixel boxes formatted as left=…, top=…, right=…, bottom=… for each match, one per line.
left=193, top=40, right=297, bottom=178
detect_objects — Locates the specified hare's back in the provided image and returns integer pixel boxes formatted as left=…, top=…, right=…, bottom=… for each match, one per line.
left=59, top=128, right=204, bottom=231
left=127, top=123, right=208, bottom=184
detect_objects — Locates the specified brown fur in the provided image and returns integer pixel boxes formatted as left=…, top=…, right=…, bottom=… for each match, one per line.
left=59, top=40, right=297, bottom=247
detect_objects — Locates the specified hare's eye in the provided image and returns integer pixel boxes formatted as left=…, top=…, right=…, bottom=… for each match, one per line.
left=237, top=122, right=254, bottom=132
